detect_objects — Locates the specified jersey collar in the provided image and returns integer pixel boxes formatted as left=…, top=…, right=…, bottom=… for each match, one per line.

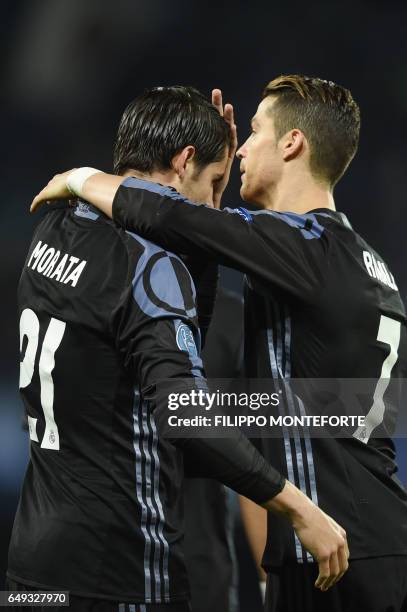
left=308, top=208, right=353, bottom=229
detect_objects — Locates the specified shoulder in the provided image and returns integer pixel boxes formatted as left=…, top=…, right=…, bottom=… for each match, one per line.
left=249, top=208, right=327, bottom=240
left=125, top=231, right=197, bottom=321
left=226, top=205, right=328, bottom=242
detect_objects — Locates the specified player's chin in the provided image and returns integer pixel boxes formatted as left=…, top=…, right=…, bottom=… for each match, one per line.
left=239, top=182, right=250, bottom=201
left=240, top=181, right=255, bottom=204
left=240, top=179, right=265, bottom=207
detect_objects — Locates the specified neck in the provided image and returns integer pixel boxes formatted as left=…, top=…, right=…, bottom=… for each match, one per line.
left=262, top=171, right=336, bottom=214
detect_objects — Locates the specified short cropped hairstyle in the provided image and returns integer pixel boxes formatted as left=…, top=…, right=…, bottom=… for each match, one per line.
left=113, top=86, right=230, bottom=175
left=263, top=75, right=360, bottom=187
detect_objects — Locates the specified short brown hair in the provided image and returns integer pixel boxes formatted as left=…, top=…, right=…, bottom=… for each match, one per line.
left=263, top=75, right=360, bottom=187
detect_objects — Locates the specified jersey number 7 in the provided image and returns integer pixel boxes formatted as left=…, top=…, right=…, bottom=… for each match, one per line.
left=19, top=308, right=65, bottom=451
left=353, top=314, right=401, bottom=444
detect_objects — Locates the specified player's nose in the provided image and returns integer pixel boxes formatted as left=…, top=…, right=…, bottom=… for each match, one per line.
left=236, top=145, right=245, bottom=160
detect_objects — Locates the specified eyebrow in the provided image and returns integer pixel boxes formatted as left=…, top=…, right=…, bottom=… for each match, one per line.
left=213, top=173, right=224, bottom=181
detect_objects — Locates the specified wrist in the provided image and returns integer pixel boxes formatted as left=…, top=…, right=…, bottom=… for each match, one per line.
left=264, top=480, right=313, bottom=526
left=66, top=167, right=102, bottom=197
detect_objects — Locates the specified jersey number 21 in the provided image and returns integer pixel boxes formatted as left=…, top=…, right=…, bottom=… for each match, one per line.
left=19, top=308, right=65, bottom=451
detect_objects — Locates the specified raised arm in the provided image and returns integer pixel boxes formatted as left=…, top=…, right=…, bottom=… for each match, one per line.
left=31, top=168, right=327, bottom=300
left=30, top=168, right=121, bottom=216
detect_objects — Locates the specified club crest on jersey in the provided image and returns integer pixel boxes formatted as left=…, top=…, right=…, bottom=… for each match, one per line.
left=363, top=250, right=398, bottom=291
left=176, top=322, right=198, bottom=357
left=27, top=240, right=87, bottom=288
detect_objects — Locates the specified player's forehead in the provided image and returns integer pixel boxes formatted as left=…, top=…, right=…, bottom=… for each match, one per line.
left=204, top=146, right=229, bottom=177
left=252, top=97, right=276, bottom=125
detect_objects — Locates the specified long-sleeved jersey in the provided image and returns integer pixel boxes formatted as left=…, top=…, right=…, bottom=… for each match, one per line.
left=183, top=289, right=244, bottom=612
left=8, top=201, right=284, bottom=603
left=110, top=177, right=407, bottom=566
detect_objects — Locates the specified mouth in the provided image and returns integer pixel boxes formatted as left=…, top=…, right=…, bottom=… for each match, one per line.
left=240, top=172, right=246, bottom=181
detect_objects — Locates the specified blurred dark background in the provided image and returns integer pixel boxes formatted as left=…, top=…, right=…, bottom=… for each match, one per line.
left=1, top=0, right=407, bottom=607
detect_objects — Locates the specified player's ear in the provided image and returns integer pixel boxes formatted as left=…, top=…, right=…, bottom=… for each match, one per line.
left=172, top=146, right=196, bottom=179
left=281, top=129, right=305, bottom=162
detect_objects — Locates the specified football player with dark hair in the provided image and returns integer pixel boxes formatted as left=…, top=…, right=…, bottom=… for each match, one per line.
left=34, top=76, right=407, bottom=611
left=9, top=85, right=347, bottom=612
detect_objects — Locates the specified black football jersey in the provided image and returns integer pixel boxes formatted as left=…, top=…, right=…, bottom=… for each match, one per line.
left=110, top=177, right=407, bottom=566
left=183, top=289, right=244, bottom=612
left=9, top=202, right=284, bottom=602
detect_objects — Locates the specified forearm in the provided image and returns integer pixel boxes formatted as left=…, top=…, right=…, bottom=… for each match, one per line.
left=81, top=173, right=121, bottom=218
left=176, top=431, right=285, bottom=504
left=135, top=330, right=284, bottom=505
left=43, top=170, right=294, bottom=294
left=79, top=173, right=248, bottom=272
left=111, top=177, right=250, bottom=269
left=239, top=495, right=267, bottom=580
left=32, top=169, right=323, bottom=302
left=181, top=431, right=314, bottom=522
left=262, top=479, right=316, bottom=525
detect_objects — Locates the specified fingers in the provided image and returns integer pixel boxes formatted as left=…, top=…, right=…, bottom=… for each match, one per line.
left=30, top=185, right=54, bottom=213
left=230, top=127, right=238, bottom=160
left=325, top=552, right=340, bottom=591
left=31, top=176, right=57, bottom=213
left=343, top=530, right=350, bottom=560
left=211, top=92, right=238, bottom=154
left=335, top=530, right=349, bottom=583
left=30, top=170, right=75, bottom=213
left=314, top=534, right=349, bottom=592
left=222, top=103, right=238, bottom=164
left=223, top=103, right=233, bottom=124
left=315, top=555, right=330, bottom=591
left=315, top=552, right=340, bottom=592
left=212, top=89, right=223, bottom=116
left=324, top=544, right=348, bottom=591
left=30, top=193, right=44, bottom=213
left=336, top=541, right=349, bottom=583
left=224, top=104, right=238, bottom=154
